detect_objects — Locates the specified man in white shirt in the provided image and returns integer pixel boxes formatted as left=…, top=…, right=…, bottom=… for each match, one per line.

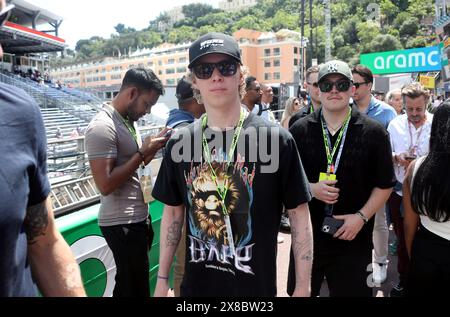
left=387, top=82, right=433, bottom=297
left=259, top=84, right=277, bottom=123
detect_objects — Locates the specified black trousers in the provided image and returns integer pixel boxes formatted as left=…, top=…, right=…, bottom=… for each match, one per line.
left=288, top=243, right=373, bottom=297
left=100, top=218, right=154, bottom=297
left=407, top=225, right=450, bottom=297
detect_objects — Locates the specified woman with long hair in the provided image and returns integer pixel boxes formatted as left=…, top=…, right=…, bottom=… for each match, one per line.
left=280, top=97, right=302, bottom=129
left=403, top=102, right=450, bottom=296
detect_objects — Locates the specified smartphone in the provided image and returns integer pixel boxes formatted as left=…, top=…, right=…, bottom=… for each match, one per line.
left=321, top=217, right=344, bottom=235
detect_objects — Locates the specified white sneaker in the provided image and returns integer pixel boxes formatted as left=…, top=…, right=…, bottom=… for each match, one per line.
left=372, top=263, right=387, bottom=284
left=277, top=234, right=285, bottom=243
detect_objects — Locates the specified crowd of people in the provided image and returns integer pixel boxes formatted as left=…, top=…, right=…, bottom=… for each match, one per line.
left=1, top=0, right=448, bottom=297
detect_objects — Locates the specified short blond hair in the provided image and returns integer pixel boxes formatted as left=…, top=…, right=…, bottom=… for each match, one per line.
left=186, top=66, right=250, bottom=104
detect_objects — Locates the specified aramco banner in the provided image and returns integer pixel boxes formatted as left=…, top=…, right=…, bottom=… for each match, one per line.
left=360, top=46, right=441, bottom=75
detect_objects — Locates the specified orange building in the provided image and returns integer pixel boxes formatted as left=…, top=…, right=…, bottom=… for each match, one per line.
left=234, top=28, right=305, bottom=84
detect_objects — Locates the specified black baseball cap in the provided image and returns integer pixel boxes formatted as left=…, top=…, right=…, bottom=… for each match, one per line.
left=176, top=76, right=194, bottom=104
left=188, top=32, right=242, bottom=68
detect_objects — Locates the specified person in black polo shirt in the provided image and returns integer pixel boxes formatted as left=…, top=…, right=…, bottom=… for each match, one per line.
left=287, top=60, right=396, bottom=297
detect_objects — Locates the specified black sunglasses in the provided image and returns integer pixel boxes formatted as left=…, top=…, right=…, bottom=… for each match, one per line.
left=319, top=80, right=351, bottom=93
left=192, top=60, right=238, bottom=79
left=353, top=81, right=370, bottom=89
left=0, top=4, right=14, bottom=27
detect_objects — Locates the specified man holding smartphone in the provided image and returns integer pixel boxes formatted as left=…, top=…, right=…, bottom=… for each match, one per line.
left=85, top=68, right=170, bottom=297
left=387, top=82, right=433, bottom=297
left=288, top=60, right=395, bottom=297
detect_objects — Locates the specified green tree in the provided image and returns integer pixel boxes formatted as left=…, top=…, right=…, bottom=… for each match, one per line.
left=399, top=17, right=419, bottom=39
left=181, top=3, right=218, bottom=21
left=368, top=34, right=402, bottom=53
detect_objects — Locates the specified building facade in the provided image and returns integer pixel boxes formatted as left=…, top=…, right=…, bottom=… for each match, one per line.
left=218, top=0, right=257, bottom=12
left=50, top=28, right=305, bottom=93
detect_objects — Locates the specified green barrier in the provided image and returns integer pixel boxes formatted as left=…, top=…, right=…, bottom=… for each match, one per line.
left=56, top=200, right=167, bottom=297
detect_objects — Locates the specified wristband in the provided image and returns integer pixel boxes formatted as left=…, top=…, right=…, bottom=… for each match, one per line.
left=355, top=211, right=368, bottom=224
left=157, top=275, right=169, bottom=280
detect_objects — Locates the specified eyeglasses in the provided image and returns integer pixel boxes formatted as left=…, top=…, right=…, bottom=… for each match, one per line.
left=353, top=81, right=370, bottom=89
left=318, top=80, right=351, bottom=93
left=192, top=60, right=238, bottom=80
left=306, top=81, right=319, bottom=88
left=0, top=4, right=14, bottom=27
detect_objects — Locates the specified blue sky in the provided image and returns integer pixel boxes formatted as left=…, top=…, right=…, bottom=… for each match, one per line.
left=27, top=0, right=221, bottom=49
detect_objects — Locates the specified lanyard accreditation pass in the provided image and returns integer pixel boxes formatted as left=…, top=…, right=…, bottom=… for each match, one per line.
left=116, top=109, right=154, bottom=203
left=319, top=107, right=351, bottom=180
left=320, top=107, right=351, bottom=216
left=201, top=109, right=245, bottom=257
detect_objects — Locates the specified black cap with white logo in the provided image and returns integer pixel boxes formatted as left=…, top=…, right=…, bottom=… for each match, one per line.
left=188, top=32, right=242, bottom=68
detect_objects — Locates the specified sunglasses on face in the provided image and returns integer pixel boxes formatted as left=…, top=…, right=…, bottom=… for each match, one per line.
left=353, top=81, right=370, bottom=89
left=192, top=60, right=238, bottom=80
left=307, top=81, right=319, bottom=88
left=0, top=4, right=14, bottom=27
left=319, top=80, right=351, bottom=93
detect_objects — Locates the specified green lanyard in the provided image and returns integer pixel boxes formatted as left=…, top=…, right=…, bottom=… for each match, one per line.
left=320, top=107, right=351, bottom=175
left=310, top=104, right=314, bottom=114
left=201, top=109, right=245, bottom=216
left=117, top=112, right=138, bottom=144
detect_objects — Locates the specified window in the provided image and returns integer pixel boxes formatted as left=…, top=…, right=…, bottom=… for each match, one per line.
left=166, top=68, right=175, bottom=74
left=179, top=57, right=187, bottom=63
left=264, top=60, right=271, bottom=67
left=264, top=73, right=271, bottom=81
left=294, top=47, right=298, bottom=54
left=273, top=48, right=280, bottom=56
left=158, top=70, right=162, bottom=75
left=111, top=74, right=122, bottom=80
left=147, top=61, right=154, bottom=66
left=273, top=59, right=280, bottom=67
left=168, top=59, right=175, bottom=64
left=158, top=60, right=162, bottom=66
left=264, top=48, right=271, bottom=57
left=273, top=72, right=280, bottom=80
left=294, top=59, right=298, bottom=66
left=166, top=78, right=176, bottom=85
left=176, top=66, right=187, bottom=73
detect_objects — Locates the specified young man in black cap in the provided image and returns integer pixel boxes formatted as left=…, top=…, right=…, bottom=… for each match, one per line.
left=153, top=32, right=313, bottom=297
left=288, top=60, right=395, bottom=297
left=165, top=76, right=205, bottom=297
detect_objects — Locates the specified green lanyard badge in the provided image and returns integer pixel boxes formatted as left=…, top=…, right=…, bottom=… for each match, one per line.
left=320, top=107, right=351, bottom=175
left=201, top=109, right=246, bottom=256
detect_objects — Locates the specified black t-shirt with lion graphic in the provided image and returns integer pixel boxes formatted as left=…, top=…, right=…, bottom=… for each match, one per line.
left=152, top=112, right=311, bottom=296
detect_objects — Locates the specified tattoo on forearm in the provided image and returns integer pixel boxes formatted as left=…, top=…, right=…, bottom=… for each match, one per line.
left=25, top=202, right=49, bottom=244
left=166, top=220, right=182, bottom=247
left=289, top=211, right=313, bottom=262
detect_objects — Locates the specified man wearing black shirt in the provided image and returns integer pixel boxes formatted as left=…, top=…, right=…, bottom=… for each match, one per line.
left=152, top=32, right=313, bottom=297
left=289, top=65, right=322, bottom=128
left=288, top=60, right=395, bottom=297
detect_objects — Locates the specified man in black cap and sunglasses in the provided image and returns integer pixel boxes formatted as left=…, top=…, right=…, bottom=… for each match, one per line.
left=288, top=60, right=395, bottom=297
left=153, top=32, right=313, bottom=297
left=0, top=0, right=85, bottom=297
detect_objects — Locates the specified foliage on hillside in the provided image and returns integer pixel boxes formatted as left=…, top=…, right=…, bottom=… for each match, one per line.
left=52, top=0, right=435, bottom=67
